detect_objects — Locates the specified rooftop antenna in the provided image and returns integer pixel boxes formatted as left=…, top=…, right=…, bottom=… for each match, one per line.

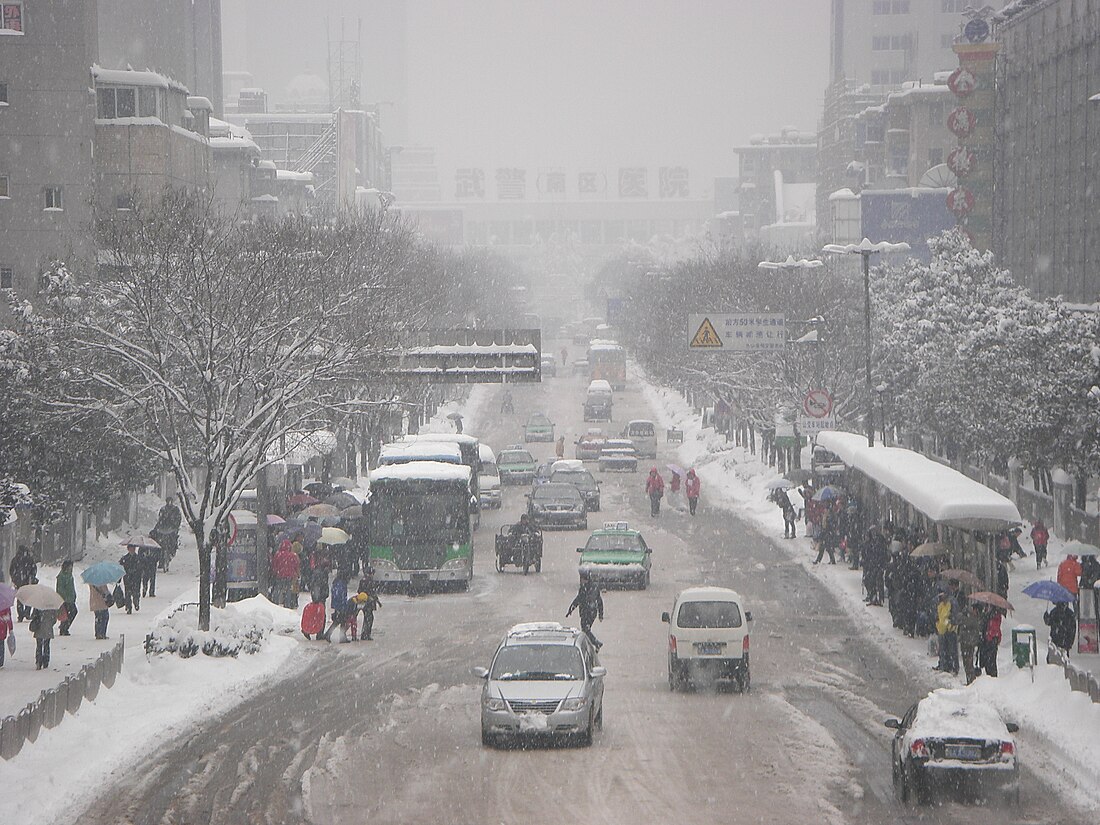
left=327, top=17, right=363, bottom=111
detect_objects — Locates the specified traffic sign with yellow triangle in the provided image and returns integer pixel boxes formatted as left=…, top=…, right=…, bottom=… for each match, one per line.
left=689, top=317, right=723, bottom=348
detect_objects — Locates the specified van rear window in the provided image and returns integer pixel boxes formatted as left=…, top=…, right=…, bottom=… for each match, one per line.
left=629, top=423, right=654, bottom=436
left=676, top=601, right=742, bottom=628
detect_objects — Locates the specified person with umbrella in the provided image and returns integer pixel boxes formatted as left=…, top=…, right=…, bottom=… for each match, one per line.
left=89, top=581, right=112, bottom=640
left=151, top=497, right=181, bottom=573
left=1044, top=601, right=1077, bottom=657
left=978, top=606, right=1003, bottom=677
left=932, top=590, right=958, bottom=675
left=55, top=560, right=78, bottom=636
left=119, top=544, right=143, bottom=614
left=30, top=604, right=58, bottom=670
left=9, top=545, right=37, bottom=622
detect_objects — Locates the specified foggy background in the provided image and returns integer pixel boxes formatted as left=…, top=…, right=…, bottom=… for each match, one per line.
left=221, top=0, right=829, bottom=192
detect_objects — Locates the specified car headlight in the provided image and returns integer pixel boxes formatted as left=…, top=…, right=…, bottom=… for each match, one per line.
left=486, top=697, right=507, bottom=712
left=371, top=558, right=397, bottom=570
left=442, top=557, right=468, bottom=569
left=561, top=697, right=587, bottom=711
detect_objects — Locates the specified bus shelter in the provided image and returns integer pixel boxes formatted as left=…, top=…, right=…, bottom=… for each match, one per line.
left=815, top=431, right=1022, bottom=586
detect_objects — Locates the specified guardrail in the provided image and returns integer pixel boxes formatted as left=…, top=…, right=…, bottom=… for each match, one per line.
left=1046, top=641, right=1100, bottom=704
left=0, top=635, right=125, bottom=760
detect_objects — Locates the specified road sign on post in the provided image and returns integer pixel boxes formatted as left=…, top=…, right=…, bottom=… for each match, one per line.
left=797, top=416, right=837, bottom=434
left=802, top=388, right=833, bottom=419
left=687, top=314, right=786, bottom=352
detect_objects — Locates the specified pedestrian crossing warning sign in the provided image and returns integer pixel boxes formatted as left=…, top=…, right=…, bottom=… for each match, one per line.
left=690, top=317, right=723, bottom=348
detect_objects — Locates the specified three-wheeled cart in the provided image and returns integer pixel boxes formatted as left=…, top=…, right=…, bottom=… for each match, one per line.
left=495, top=525, right=544, bottom=574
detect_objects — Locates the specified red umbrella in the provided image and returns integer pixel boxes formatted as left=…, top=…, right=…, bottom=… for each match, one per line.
left=287, top=493, right=319, bottom=509
left=968, top=591, right=1014, bottom=611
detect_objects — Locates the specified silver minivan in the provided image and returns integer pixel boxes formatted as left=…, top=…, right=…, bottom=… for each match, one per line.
left=473, top=622, right=606, bottom=747
left=622, top=419, right=657, bottom=458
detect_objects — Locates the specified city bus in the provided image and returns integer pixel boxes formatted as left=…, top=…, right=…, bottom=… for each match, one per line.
left=586, top=340, right=627, bottom=390
left=401, top=432, right=482, bottom=528
left=366, top=461, right=474, bottom=591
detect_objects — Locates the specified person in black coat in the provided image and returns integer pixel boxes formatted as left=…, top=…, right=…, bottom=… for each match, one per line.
left=566, top=580, right=604, bottom=649
left=1044, top=602, right=1077, bottom=654
left=119, top=545, right=143, bottom=614
left=862, top=527, right=888, bottom=606
left=9, top=545, right=37, bottom=621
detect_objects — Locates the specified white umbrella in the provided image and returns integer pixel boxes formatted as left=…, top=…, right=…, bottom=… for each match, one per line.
left=765, top=478, right=795, bottom=491
left=320, top=526, right=350, bottom=545
left=16, top=583, right=65, bottom=611
left=120, top=535, right=161, bottom=550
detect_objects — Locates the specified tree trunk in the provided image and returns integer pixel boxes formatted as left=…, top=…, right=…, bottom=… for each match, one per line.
left=213, top=529, right=228, bottom=608
left=197, top=530, right=211, bottom=631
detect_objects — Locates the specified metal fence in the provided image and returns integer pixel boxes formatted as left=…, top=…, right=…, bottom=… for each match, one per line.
left=1046, top=641, right=1100, bottom=704
left=0, top=636, right=125, bottom=760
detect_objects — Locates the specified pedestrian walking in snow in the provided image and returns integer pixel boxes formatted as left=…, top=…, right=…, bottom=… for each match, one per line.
left=119, top=544, right=143, bottom=613
left=0, top=606, right=13, bottom=668
left=1030, top=519, right=1049, bottom=568
left=55, top=560, right=78, bottom=636
left=29, top=607, right=57, bottom=670
left=556, top=435, right=566, bottom=459
left=862, top=526, right=888, bottom=606
left=645, top=468, right=664, bottom=518
left=685, top=468, right=701, bottom=516
left=89, top=583, right=111, bottom=639
left=301, top=595, right=326, bottom=640
left=1057, top=554, right=1082, bottom=602
left=978, top=607, right=1002, bottom=677
left=567, top=579, right=604, bottom=650
left=272, top=540, right=301, bottom=609
left=9, top=545, right=37, bottom=622
left=1044, top=602, right=1076, bottom=656
left=140, top=543, right=160, bottom=598
left=151, top=498, right=181, bottom=572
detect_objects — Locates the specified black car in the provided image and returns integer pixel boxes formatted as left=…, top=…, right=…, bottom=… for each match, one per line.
left=886, top=691, right=1020, bottom=806
left=527, top=482, right=587, bottom=530
left=549, top=467, right=600, bottom=512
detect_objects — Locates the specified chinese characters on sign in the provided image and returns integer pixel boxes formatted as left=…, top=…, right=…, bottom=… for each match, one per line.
left=658, top=166, right=690, bottom=198
left=687, top=314, right=787, bottom=353
left=538, top=169, right=567, bottom=195
left=495, top=167, right=526, bottom=199
left=455, top=168, right=485, bottom=199
left=619, top=167, right=648, bottom=198
left=1, top=3, right=22, bottom=31
left=578, top=172, right=603, bottom=195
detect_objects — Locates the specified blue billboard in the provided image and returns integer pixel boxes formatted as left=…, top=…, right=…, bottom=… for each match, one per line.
left=860, top=189, right=955, bottom=262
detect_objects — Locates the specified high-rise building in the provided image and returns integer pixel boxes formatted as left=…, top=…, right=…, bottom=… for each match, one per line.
left=0, top=0, right=99, bottom=302
left=97, top=0, right=224, bottom=115
left=993, top=0, right=1100, bottom=303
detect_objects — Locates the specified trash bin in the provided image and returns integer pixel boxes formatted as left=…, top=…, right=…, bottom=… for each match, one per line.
left=1012, top=625, right=1036, bottom=669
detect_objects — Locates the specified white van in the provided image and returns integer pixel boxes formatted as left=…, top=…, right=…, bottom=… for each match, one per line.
left=661, top=586, right=752, bottom=692
left=622, top=419, right=657, bottom=459
left=478, top=443, right=502, bottom=509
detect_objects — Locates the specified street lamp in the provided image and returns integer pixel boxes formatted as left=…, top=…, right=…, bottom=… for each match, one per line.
left=757, top=255, right=824, bottom=272
left=821, top=238, right=911, bottom=447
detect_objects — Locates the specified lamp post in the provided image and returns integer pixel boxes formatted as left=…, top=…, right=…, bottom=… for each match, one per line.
left=821, top=238, right=911, bottom=447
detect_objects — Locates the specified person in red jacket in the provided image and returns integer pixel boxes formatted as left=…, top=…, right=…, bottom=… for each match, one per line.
left=1030, top=520, right=1050, bottom=569
left=645, top=468, right=665, bottom=518
left=685, top=468, right=701, bottom=516
left=272, top=540, right=301, bottom=609
left=301, top=595, right=326, bottom=640
left=1058, top=554, right=1082, bottom=599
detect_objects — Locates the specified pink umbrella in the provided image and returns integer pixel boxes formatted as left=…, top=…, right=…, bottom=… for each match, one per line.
left=120, top=535, right=161, bottom=549
left=666, top=464, right=685, bottom=477
left=266, top=514, right=286, bottom=526
left=0, top=583, right=16, bottom=612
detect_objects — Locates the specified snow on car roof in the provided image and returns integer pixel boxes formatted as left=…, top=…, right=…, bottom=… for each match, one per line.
left=552, top=459, right=584, bottom=471
left=403, top=432, right=480, bottom=446
left=815, top=431, right=1021, bottom=530
left=506, top=622, right=580, bottom=643
left=587, top=379, right=613, bottom=391
left=678, top=585, right=744, bottom=602
left=478, top=444, right=497, bottom=463
left=369, top=462, right=471, bottom=483
left=380, top=442, right=462, bottom=463
left=908, top=689, right=1014, bottom=742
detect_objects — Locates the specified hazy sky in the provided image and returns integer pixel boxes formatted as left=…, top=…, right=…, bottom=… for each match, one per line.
left=403, top=0, right=829, bottom=189
left=224, top=0, right=830, bottom=193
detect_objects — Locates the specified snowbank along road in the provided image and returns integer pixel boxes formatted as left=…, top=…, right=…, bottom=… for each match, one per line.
left=81, top=356, right=1090, bottom=825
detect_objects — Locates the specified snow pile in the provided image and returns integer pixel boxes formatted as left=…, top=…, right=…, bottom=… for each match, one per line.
left=145, top=602, right=272, bottom=657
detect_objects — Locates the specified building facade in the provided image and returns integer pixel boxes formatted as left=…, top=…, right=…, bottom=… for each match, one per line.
left=993, top=0, right=1100, bottom=302
left=734, top=128, right=818, bottom=242
left=0, top=0, right=99, bottom=301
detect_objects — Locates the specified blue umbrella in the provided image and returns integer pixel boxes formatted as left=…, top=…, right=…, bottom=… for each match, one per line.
left=1022, top=580, right=1075, bottom=603
left=80, top=561, right=126, bottom=586
left=813, top=486, right=838, bottom=502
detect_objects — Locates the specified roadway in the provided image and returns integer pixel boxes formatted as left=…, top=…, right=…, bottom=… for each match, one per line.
left=82, top=352, right=1087, bottom=825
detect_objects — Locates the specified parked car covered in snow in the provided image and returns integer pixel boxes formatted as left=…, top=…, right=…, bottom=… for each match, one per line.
left=886, top=689, right=1020, bottom=806
left=575, top=429, right=607, bottom=461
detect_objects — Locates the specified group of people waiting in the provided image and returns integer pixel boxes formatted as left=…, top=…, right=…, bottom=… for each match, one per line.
left=300, top=569, right=381, bottom=643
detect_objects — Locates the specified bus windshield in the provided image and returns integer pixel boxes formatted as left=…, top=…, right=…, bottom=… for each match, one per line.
left=369, top=486, right=469, bottom=545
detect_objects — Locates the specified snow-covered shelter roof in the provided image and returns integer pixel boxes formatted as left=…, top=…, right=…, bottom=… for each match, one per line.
left=815, top=431, right=1021, bottom=531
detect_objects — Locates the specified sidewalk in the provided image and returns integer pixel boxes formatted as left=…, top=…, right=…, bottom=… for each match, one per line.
left=635, top=365, right=1100, bottom=811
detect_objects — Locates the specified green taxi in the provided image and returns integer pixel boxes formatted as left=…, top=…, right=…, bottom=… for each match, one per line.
left=497, top=446, right=537, bottom=485
left=524, top=412, right=556, bottom=443
left=576, top=522, right=652, bottom=589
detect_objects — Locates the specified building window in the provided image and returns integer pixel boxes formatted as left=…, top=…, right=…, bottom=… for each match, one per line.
left=115, top=193, right=133, bottom=211
left=928, top=148, right=944, bottom=166
left=1, top=2, right=23, bottom=32
left=0, top=81, right=8, bottom=105
left=942, top=0, right=966, bottom=12
left=0, top=267, right=12, bottom=289
left=874, top=34, right=913, bottom=50
left=0, top=175, right=8, bottom=198
left=873, top=0, right=909, bottom=12
left=43, top=186, right=63, bottom=210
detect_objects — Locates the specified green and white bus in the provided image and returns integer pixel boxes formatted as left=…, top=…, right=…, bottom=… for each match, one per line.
left=367, top=461, right=475, bottom=590
left=402, top=432, right=482, bottom=529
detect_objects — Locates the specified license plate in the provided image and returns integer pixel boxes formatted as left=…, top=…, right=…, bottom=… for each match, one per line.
left=695, top=642, right=723, bottom=655
left=945, top=744, right=981, bottom=760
